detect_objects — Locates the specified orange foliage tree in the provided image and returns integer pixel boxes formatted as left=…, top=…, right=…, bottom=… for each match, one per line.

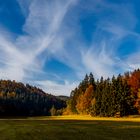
left=127, top=69, right=140, bottom=113
left=128, top=69, right=140, bottom=96
left=76, top=85, right=94, bottom=114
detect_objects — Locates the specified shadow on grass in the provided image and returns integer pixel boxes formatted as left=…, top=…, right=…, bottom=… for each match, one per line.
left=0, top=119, right=140, bottom=140
left=0, top=116, right=28, bottom=119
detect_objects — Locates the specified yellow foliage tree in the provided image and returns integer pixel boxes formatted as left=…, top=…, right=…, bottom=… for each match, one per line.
left=76, top=85, right=94, bottom=114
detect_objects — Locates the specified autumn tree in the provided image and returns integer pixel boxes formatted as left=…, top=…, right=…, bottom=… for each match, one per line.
left=76, top=85, right=94, bottom=114
left=128, top=69, right=140, bottom=96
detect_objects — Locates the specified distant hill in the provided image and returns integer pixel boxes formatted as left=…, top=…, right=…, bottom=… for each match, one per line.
left=57, top=95, right=70, bottom=101
left=0, top=80, right=66, bottom=116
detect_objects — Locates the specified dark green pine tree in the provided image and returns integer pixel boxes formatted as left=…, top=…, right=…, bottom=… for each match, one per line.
left=114, top=74, right=135, bottom=117
left=79, top=74, right=89, bottom=92
left=89, top=73, right=95, bottom=86
left=114, top=74, right=123, bottom=116
left=104, top=78, right=112, bottom=116
left=98, top=76, right=104, bottom=116
left=69, top=88, right=79, bottom=113
left=109, top=75, right=117, bottom=116
left=120, top=79, right=136, bottom=116
left=99, top=78, right=110, bottom=116
left=90, top=79, right=100, bottom=116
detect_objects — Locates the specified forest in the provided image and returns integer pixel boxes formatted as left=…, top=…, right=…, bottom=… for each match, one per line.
left=0, top=69, right=140, bottom=117
left=0, top=80, right=66, bottom=116
left=65, top=69, right=140, bottom=117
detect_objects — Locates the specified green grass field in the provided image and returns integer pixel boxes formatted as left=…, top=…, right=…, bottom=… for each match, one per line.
left=0, top=115, right=140, bottom=140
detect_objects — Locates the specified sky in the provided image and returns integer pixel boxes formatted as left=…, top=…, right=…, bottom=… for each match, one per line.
left=0, top=0, right=140, bottom=96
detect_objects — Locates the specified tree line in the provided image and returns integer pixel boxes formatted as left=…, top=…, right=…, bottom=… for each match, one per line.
left=65, top=69, right=140, bottom=117
left=0, top=80, right=66, bottom=116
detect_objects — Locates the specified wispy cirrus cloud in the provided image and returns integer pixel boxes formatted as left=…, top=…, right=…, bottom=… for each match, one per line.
left=0, top=0, right=79, bottom=95
left=35, top=80, right=79, bottom=96
left=81, top=0, right=140, bottom=78
left=0, top=0, right=140, bottom=95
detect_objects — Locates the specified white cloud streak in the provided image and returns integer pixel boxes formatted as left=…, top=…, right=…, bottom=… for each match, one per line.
left=0, top=0, right=140, bottom=95
left=81, top=0, right=140, bottom=78
left=35, top=80, right=79, bottom=96
left=0, top=0, right=78, bottom=95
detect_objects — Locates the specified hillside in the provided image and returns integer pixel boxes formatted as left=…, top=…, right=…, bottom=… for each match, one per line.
left=57, top=95, right=70, bottom=101
left=0, top=80, right=66, bottom=116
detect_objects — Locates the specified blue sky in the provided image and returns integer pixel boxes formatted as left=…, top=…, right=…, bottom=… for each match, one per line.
left=0, top=0, right=140, bottom=95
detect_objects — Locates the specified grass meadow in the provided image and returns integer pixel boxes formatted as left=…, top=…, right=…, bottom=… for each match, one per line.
left=0, top=115, right=140, bottom=140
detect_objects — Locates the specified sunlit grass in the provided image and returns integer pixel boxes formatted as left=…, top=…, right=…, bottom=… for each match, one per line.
left=27, top=115, right=140, bottom=122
